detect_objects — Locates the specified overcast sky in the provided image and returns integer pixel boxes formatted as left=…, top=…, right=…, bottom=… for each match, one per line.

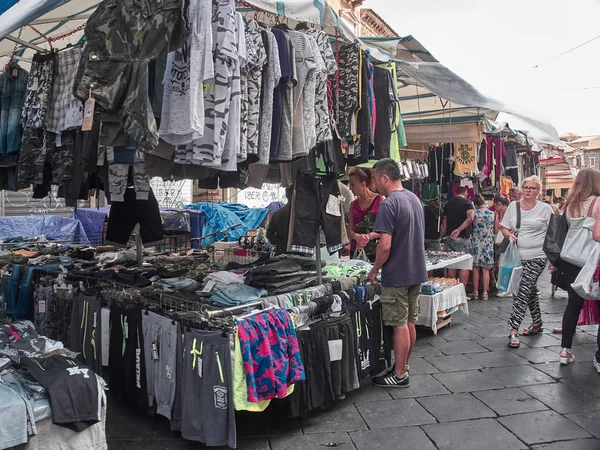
left=368, top=0, right=600, bottom=136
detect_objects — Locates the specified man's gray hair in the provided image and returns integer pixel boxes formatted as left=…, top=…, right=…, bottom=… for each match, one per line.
left=373, top=158, right=401, bottom=181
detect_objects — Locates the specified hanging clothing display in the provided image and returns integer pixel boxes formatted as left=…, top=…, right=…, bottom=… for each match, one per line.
left=453, top=142, right=477, bottom=175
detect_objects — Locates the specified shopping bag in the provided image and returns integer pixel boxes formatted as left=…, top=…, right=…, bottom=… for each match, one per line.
left=571, top=244, right=600, bottom=300
left=507, top=266, right=523, bottom=296
left=560, top=197, right=598, bottom=267
left=543, top=213, right=568, bottom=266
left=497, top=241, right=521, bottom=292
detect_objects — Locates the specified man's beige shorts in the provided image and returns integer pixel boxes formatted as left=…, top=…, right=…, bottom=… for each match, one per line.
left=380, top=285, right=421, bottom=327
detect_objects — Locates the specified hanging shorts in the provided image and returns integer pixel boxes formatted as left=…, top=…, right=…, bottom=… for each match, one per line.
left=105, top=187, right=163, bottom=247
left=141, top=310, right=178, bottom=419
left=181, top=329, right=236, bottom=448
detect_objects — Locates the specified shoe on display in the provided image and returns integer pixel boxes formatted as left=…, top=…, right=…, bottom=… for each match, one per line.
left=372, top=371, right=409, bottom=388
left=559, top=348, right=575, bottom=365
left=594, top=358, right=600, bottom=374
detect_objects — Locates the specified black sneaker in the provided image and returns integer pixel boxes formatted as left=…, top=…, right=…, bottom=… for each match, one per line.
left=372, top=372, right=409, bottom=388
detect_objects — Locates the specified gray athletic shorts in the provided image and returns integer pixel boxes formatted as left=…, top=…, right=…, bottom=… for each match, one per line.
left=181, top=329, right=236, bottom=448
left=141, top=310, right=178, bottom=419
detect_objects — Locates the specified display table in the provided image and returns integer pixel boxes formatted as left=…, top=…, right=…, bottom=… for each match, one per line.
left=426, top=253, right=473, bottom=272
left=416, top=284, right=469, bottom=334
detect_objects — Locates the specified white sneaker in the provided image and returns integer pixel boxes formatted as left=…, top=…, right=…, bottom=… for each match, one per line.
left=559, top=348, right=575, bottom=365
left=496, top=292, right=512, bottom=298
left=594, top=358, right=600, bottom=374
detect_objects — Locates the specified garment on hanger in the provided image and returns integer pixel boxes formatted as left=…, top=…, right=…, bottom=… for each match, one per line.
left=372, top=65, right=393, bottom=160
left=270, top=28, right=292, bottom=159
left=453, top=142, right=477, bottom=175
left=0, top=63, right=28, bottom=164
left=159, top=0, right=214, bottom=145
left=22, top=52, right=55, bottom=130
left=336, top=43, right=360, bottom=140
left=74, top=0, right=187, bottom=153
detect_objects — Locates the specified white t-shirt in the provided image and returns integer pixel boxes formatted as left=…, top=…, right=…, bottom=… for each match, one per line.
left=159, top=0, right=214, bottom=145
left=501, top=201, right=553, bottom=260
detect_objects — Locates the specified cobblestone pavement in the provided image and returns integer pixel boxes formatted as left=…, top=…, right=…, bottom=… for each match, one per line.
left=106, top=273, right=600, bottom=449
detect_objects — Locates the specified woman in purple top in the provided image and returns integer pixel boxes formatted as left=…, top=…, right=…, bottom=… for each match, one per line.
left=347, top=168, right=384, bottom=262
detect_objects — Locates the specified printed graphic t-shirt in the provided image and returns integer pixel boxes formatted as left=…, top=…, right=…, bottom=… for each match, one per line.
left=453, top=142, right=478, bottom=175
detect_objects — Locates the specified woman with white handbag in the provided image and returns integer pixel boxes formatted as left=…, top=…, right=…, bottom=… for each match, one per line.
left=555, top=168, right=600, bottom=366
left=501, top=176, right=553, bottom=348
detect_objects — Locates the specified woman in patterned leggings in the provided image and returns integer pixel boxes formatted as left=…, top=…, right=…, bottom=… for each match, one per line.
left=500, top=176, right=553, bottom=348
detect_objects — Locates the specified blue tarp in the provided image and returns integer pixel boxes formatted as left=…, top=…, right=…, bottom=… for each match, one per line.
left=0, top=215, right=90, bottom=245
left=73, top=207, right=110, bottom=247
left=185, top=203, right=268, bottom=247
left=0, top=0, right=19, bottom=16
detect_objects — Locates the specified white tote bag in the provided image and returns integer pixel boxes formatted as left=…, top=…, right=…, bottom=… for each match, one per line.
left=572, top=244, right=600, bottom=300
left=560, top=197, right=598, bottom=267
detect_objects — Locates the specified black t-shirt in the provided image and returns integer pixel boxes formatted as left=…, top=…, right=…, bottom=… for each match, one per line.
left=424, top=204, right=440, bottom=240
left=443, top=196, right=474, bottom=238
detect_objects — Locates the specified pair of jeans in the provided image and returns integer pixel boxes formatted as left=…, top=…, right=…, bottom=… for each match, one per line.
left=0, top=64, right=28, bottom=162
left=210, top=284, right=267, bottom=307
left=74, top=0, right=188, bottom=153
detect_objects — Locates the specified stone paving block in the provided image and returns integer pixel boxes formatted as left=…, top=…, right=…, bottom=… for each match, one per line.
left=478, top=337, right=530, bottom=351
left=514, top=347, right=561, bottom=364
left=300, top=402, right=367, bottom=434
left=533, top=361, right=600, bottom=379
left=350, top=426, right=437, bottom=450
left=577, top=325, right=600, bottom=332
left=422, top=418, right=527, bottom=450
left=498, top=411, right=591, bottom=445
left=473, top=387, right=549, bottom=416
left=354, top=398, right=436, bottom=429
left=480, top=365, right=556, bottom=388
left=431, top=339, right=488, bottom=355
left=467, top=351, right=530, bottom=368
left=417, top=393, right=496, bottom=422
left=571, top=344, right=599, bottom=361
left=106, top=442, right=128, bottom=450
left=346, top=379, right=393, bottom=402
left=270, top=432, right=352, bottom=450
left=560, top=375, right=600, bottom=398
left=410, top=343, right=444, bottom=358
left=567, top=410, right=600, bottom=439
left=124, top=442, right=199, bottom=450
left=237, top=412, right=302, bottom=437
left=386, top=374, right=450, bottom=399
left=407, top=357, right=439, bottom=375
left=437, top=328, right=481, bottom=342
left=572, top=332, right=599, bottom=345
left=520, top=334, right=562, bottom=348
left=106, top=401, right=156, bottom=441
left=468, top=325, right=510, bottom=339
left=521, top=383, right=600, bottom=414
left=425, top=354, right=483, bottom=372
left=532, top=439, right=600, bottom=450
left=432, top=369, right=506, bottom=393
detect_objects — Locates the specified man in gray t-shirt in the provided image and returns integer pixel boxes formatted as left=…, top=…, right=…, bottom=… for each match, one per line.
left=368, top=159, right=428, bottom=389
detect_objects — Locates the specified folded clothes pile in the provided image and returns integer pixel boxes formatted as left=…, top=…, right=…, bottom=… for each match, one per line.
left=245, top=259, right=319, bottom=295
left=210, top=284, right=267, bottom=307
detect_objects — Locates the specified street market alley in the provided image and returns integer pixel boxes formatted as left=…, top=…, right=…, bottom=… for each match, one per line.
left=106, top=273, right=600, bottom=450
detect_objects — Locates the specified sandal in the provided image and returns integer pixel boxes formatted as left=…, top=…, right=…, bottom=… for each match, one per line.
left=559, top=348, right=575, bottom=365
left=473, top=292, right=479, bottom=300
left=508, top=334, right=520, bottom=348
left=482, top=292, right=489, bottom=301
left=552, top=327, right=563, bottom=334
left=521, top=323, right=544, bottom=336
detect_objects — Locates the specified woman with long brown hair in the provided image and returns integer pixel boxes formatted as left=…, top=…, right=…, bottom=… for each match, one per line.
left=347, top=168, right=384, bottom=262
left=557, top=168, right=600, bottom=364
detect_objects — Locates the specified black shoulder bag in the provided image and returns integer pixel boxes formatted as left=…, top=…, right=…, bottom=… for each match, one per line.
left=499, top=201, right=520, bottom=254
left=355, top=196, right=381, bottom=262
